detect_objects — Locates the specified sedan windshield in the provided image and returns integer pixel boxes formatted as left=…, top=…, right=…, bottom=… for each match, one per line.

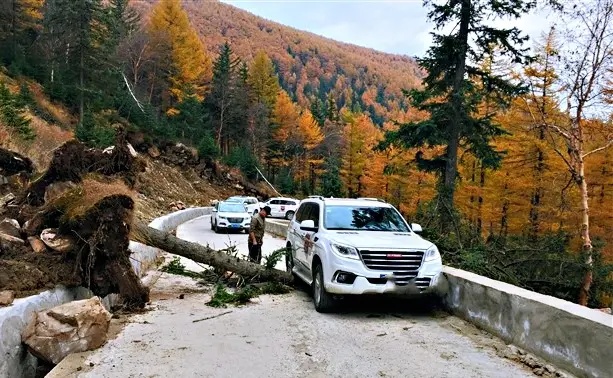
left=324, top=205, right=410, bottom=232
left=218, top=203, right=247, bottom=213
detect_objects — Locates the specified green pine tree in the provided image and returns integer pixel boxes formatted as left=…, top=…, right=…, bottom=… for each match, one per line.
left=310, top=97, right=326, bottom=127
left=0, top=82, right=35, bottom=140
left=326, top=93, right=339, bottom=122
left=320, top=155, right=344, bottom=197
left=381, top=0, right=541, bottom=230
left=42, top=0, right=116, bottom=124
left=170, top=92, right=206, bottom=140
left=226, top=61, right=250, bottom=147
left=207, top=42, right=241, bottom=152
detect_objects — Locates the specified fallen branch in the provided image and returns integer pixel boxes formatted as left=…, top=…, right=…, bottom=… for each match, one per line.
left=122, top=72, right=145, bottom=113
left=192, top=311, right=233, bottom=323
left=130, top=220, right=294, bottom=283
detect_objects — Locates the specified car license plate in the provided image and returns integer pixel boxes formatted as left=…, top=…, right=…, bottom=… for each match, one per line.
left=230, top=224, right=240, bottom=228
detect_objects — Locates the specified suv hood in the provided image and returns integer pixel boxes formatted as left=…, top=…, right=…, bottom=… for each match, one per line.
left=328, top=231, right=434, bottom=250
left=218, top=212, right=249, bottom=219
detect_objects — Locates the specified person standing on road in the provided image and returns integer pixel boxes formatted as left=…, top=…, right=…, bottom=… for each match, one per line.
left=248, top=206, right=271, bottom=264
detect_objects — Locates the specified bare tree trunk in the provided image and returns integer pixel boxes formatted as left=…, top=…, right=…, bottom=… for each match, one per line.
left=469, top=160, right=476, bottom=225
left=217, top=104, right=225, bottom=151
left=535, top=0, right=613, bottom=306
left=576, top=133, right=593, bottom=306
left=477, top=163, right=485, bottom=235
left=441, top=0, right=471, bottom=227
left=79, top=44, right=84, bottom=127
left=130, top=220, right=293, bottom=283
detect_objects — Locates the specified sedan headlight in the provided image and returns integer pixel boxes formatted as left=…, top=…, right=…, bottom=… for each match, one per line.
left=424, top=245, right=440, bottom=262
left=331, top=243, right=360, bottom=260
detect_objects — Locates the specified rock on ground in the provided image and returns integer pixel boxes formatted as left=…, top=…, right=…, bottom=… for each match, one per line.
left=28, top=236, right=47, bottom=253
left=22, top=297, right=112, bottom=364
left=0, top=218, right=20, bottom=237
left=0, top=290, right=14, bottom=306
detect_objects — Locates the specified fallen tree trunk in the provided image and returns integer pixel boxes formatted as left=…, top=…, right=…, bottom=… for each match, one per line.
left=130, top=220, right=294, bottom=283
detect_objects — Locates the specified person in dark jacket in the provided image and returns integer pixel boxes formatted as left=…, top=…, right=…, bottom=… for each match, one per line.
left=248, top=206, right=271, bottom=264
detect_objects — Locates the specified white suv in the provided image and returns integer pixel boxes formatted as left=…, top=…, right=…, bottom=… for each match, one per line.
left=211, top=201, right=252, bottom=233
left=285, top=197, right=445, bottom=313
left=226, top=196, right=260, bottom=215
left=259, top=197, right=300, bottom=220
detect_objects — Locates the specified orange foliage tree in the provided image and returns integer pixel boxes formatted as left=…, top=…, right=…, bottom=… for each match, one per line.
left=340, top=111, right=383, bottom=197
left=148, top=0, right=212, bottom=113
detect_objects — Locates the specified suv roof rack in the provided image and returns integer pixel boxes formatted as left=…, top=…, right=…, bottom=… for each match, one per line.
left=307, top=195, right=324, bottom=200
left=357, top=197, right=387, bottom=203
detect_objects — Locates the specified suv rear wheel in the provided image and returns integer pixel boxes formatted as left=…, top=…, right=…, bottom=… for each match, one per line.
left=313, top=263, right=335, bottom=313
left=285, top=210, right=295, bottom=220
left=285, top=247, right=294, bottom=274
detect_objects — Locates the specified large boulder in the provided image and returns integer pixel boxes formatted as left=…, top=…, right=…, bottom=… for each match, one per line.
left=43, top=181, right=77, bottom=204
left=40, top=228, right=75, bottom=253
left=0, top=232, right=24, bottom=245
left=28, top=236, right=47, bottom=253
left=22, top=297, right=112, bottom=365
left=0, top=218, right=20, bottom=238
left=0, top=290, right=14, bottom=306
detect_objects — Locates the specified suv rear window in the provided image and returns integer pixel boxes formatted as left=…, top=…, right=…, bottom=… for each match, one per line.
left=324, top=205, right=409, bottom=232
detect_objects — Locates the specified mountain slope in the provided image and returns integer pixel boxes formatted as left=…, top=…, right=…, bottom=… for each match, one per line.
left=132, top=0, right=423, bottom=124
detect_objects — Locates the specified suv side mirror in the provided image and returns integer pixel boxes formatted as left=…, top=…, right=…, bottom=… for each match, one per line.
left=411, top=223, right=423, bottom=233
left=300, top=219, right=318, bottom=232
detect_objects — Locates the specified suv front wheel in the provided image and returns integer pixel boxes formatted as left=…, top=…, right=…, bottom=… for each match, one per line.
left=313, top=263, right=335, bottom=313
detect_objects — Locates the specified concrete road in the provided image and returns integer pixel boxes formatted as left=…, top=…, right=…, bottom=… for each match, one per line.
left=52, top=216, right=537, bottom=378
left=175, top=215, right=287, bottom=271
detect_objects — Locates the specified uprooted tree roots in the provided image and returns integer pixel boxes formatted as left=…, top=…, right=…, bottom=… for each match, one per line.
left=21, top=129, right=145, bottom=207
left=1, top=129, right=149, bottom=309
left=0, top=148, right=34, bottom=177
left=1, top=129, right=292, bottom=310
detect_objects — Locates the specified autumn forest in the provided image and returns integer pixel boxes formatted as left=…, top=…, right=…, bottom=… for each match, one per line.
left=0, top=0, right=611, bottom=307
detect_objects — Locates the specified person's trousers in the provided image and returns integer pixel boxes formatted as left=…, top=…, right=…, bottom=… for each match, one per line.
left=248, top=243, right=262, bottom=264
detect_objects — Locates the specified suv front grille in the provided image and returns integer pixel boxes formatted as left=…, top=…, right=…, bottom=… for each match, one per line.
left=227, top=217, right=244, bottom=223
left=358, top=249, right=425, bottom=286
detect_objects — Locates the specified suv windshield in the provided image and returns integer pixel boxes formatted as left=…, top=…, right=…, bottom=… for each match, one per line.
left=218, top=203, right=246, bottom=213
left=324, top=205, right=410, bottom=232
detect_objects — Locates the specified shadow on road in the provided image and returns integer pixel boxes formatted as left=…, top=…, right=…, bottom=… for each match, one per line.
left=290, top=279, right=447, bottom=319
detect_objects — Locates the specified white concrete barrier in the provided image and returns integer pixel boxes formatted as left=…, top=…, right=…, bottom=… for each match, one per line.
left=129, top=207, right=214, bottom=276
left=443, top=267, right=613, bottom=378
left=0, top=207, right=212, bottom=378
left=266, top=220, right=289, bottom=239
left=256, top=221, right=613, bottom=377
left=148, top=207, right=214, bottom=232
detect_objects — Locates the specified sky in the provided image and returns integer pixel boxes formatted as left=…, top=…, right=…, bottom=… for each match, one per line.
left=219, top=0, right=558, bottom=58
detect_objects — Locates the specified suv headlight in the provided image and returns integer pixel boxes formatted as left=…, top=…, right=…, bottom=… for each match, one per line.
left=331, top=243, right=360, bottom=260
left=424, top=245, right=440, bottom=262
left=218, top=216, right=227, bottom=220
